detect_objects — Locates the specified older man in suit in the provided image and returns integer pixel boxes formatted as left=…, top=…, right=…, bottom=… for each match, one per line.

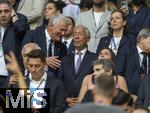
left=22, top=14, right=68, bottom=75
left=58, top=25, right=96, bottom=106
left=116, top=28, right=150, bottom=95
left=76, top=0, right=111, bottom=53
left=0, top=0, right=29, bottom=88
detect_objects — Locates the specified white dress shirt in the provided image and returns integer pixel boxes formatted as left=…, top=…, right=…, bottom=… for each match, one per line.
left=62, top=37, right=73, bottom=49
left=74, top=48, right=87, bottom=68
left=137, top=45, right=144, bottom=67
left=0, top=27, right=8, bottom=76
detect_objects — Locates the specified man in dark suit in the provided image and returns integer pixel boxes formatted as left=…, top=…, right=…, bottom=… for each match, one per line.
left=7, top=49, right=66, bottom=113
left=62, top=16, right=75, bottom=55
left=22, top=14, right=68, bottom=74
left=127, top=0, right=150, bottom=43
left=135, top=73, right=150, bottom=109
left=58, top=25, right=96, bottom=106
left=116, top=28, right=150, bottom=95
left=0, top=0, right=29, bottom=88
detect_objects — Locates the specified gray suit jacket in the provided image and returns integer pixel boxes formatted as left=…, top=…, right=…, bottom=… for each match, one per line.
left=17, top=0, right=47, bottom=29
left=76, top=9, right=111, bottom=53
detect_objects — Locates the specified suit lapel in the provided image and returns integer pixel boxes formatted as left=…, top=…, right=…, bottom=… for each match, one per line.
left=134, top=47, right=140, bottom=71
left=105, top=36, right=111, bottom=47
left=97, top=11, right=108, bottom=30
left=69, top=52, right=76, bottom=77
left=17, top=0, right=25, bottom=11
left=118, top=36, right=127, bottom=49
left=40, top=28, right=47, bottom=55
left=68, top=40, right=75, bottom=54
left=88, top=9, right=97, bottom=32
left=44, top=76, right=51, bottom=88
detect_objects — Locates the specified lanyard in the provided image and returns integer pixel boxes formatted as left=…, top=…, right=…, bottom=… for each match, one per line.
left=30, top=79, right=44, bottom=100
left=110, top=38, right=120, bottom=55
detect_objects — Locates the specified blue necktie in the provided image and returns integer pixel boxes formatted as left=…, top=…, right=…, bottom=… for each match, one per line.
left=75, top=52, right=82, bottom=73
left=48, top=39, right=53, bottom=56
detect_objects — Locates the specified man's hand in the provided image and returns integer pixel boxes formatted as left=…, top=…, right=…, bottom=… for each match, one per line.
left=5, top=52, right=21, bottom=75
left=46, top=56, right=61, bottom=69
left=9, top=75, right=18, bottom=85
left=11, top=8, right=18, bottom=22
left=5, top=51, right=27, bottom=89
left=66, top=97, right=79, bottom=107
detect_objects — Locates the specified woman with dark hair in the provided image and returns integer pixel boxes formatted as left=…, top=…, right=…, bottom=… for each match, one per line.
left=112, top=88, right=134, bottom=112
left=96, top=10, right=131, bottom=55
left=78, top=49, right=128, bottom=103
left=98, top=47, right=116, bottom=63
left=43, top=0, right=66, bottom=26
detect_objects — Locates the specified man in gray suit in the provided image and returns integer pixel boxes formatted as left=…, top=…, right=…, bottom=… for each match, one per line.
left=17, top=0, right=47, bottom=29
left=76, top=0, right=111, bottom=53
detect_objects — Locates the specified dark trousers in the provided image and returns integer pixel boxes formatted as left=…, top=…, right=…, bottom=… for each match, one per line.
left=0, top=76, right=8, bottom=88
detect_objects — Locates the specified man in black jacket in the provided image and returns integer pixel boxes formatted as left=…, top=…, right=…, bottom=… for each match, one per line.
left=0, top=0, right=29, bottom=88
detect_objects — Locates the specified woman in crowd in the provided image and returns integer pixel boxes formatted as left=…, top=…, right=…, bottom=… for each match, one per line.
left=78, top=48, right=128, bottom=103
left=96, top=10, right=131, bottom=55
left=43, top=0, right=66, bottom=26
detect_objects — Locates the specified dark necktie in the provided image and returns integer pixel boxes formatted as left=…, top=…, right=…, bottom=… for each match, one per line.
left=63, top=41, right=67, bottom=49
left=48, top=39, right=53, bottom=56
left=75, top=52, right=82, bottom=73
left=140, top=52, right=148, bottom=75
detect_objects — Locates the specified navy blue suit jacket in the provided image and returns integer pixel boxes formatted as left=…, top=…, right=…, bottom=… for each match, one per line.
left=22, top=26, right=67, bottom=58
left=26, top=75, right=66, bottom=113
left=22, top=26, right=67, bottom=73
left=96, top=35, right=131, bottom=55
left=136, top=73, right=150, bottom=108
left=116, top=46, right=142, bottom=94
left=127, top=6, right=150, bottom=43
left=3, top=13, right=29, bottom=75
left=67, top=40, right=75, bottom=55
left=57, top=50, right=96, bottom=97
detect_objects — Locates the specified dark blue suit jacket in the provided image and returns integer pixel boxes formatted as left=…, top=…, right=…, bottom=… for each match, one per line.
left=116, top=46, right=142, bottom=94
left=3, top=13, right=29, bottom=75
left=67, top=40, right=75, bottom=55
left=22, top=26, right=67, bottom=73
left=57, top=50, right=96, bottom=97
left=127, top=6, right=150, bottom=43
left=22, top=26, right=67, bottom=58
left=136, top=73, right=150, bottom=108
left=26, top=75, right=66, bottom=113
left=96, top=35, right=131, bottom=55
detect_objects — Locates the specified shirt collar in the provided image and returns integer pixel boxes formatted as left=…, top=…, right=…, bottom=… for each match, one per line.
left=45, top=29, right=52, bottom=43
left=75, top=48, right=87, bottom=55
left=29, top=72, right=47, bottom=83
left=62, top=37, right=73, bottom=44
left=137, top=45, right=143, bottom=54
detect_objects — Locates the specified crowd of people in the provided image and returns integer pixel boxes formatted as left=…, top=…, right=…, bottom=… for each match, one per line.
left=0, top=0, right=150, bottom=113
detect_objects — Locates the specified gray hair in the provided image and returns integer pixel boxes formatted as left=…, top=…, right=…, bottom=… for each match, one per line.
left=92, top=59, right=115, bottom=75
left=22, top=43, right=41, bottom=56
left=48, top=14, right=68, bottom=26
left=137, top=28, right=150, bottom=42
left=74, top=25, right=91, bottom=38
